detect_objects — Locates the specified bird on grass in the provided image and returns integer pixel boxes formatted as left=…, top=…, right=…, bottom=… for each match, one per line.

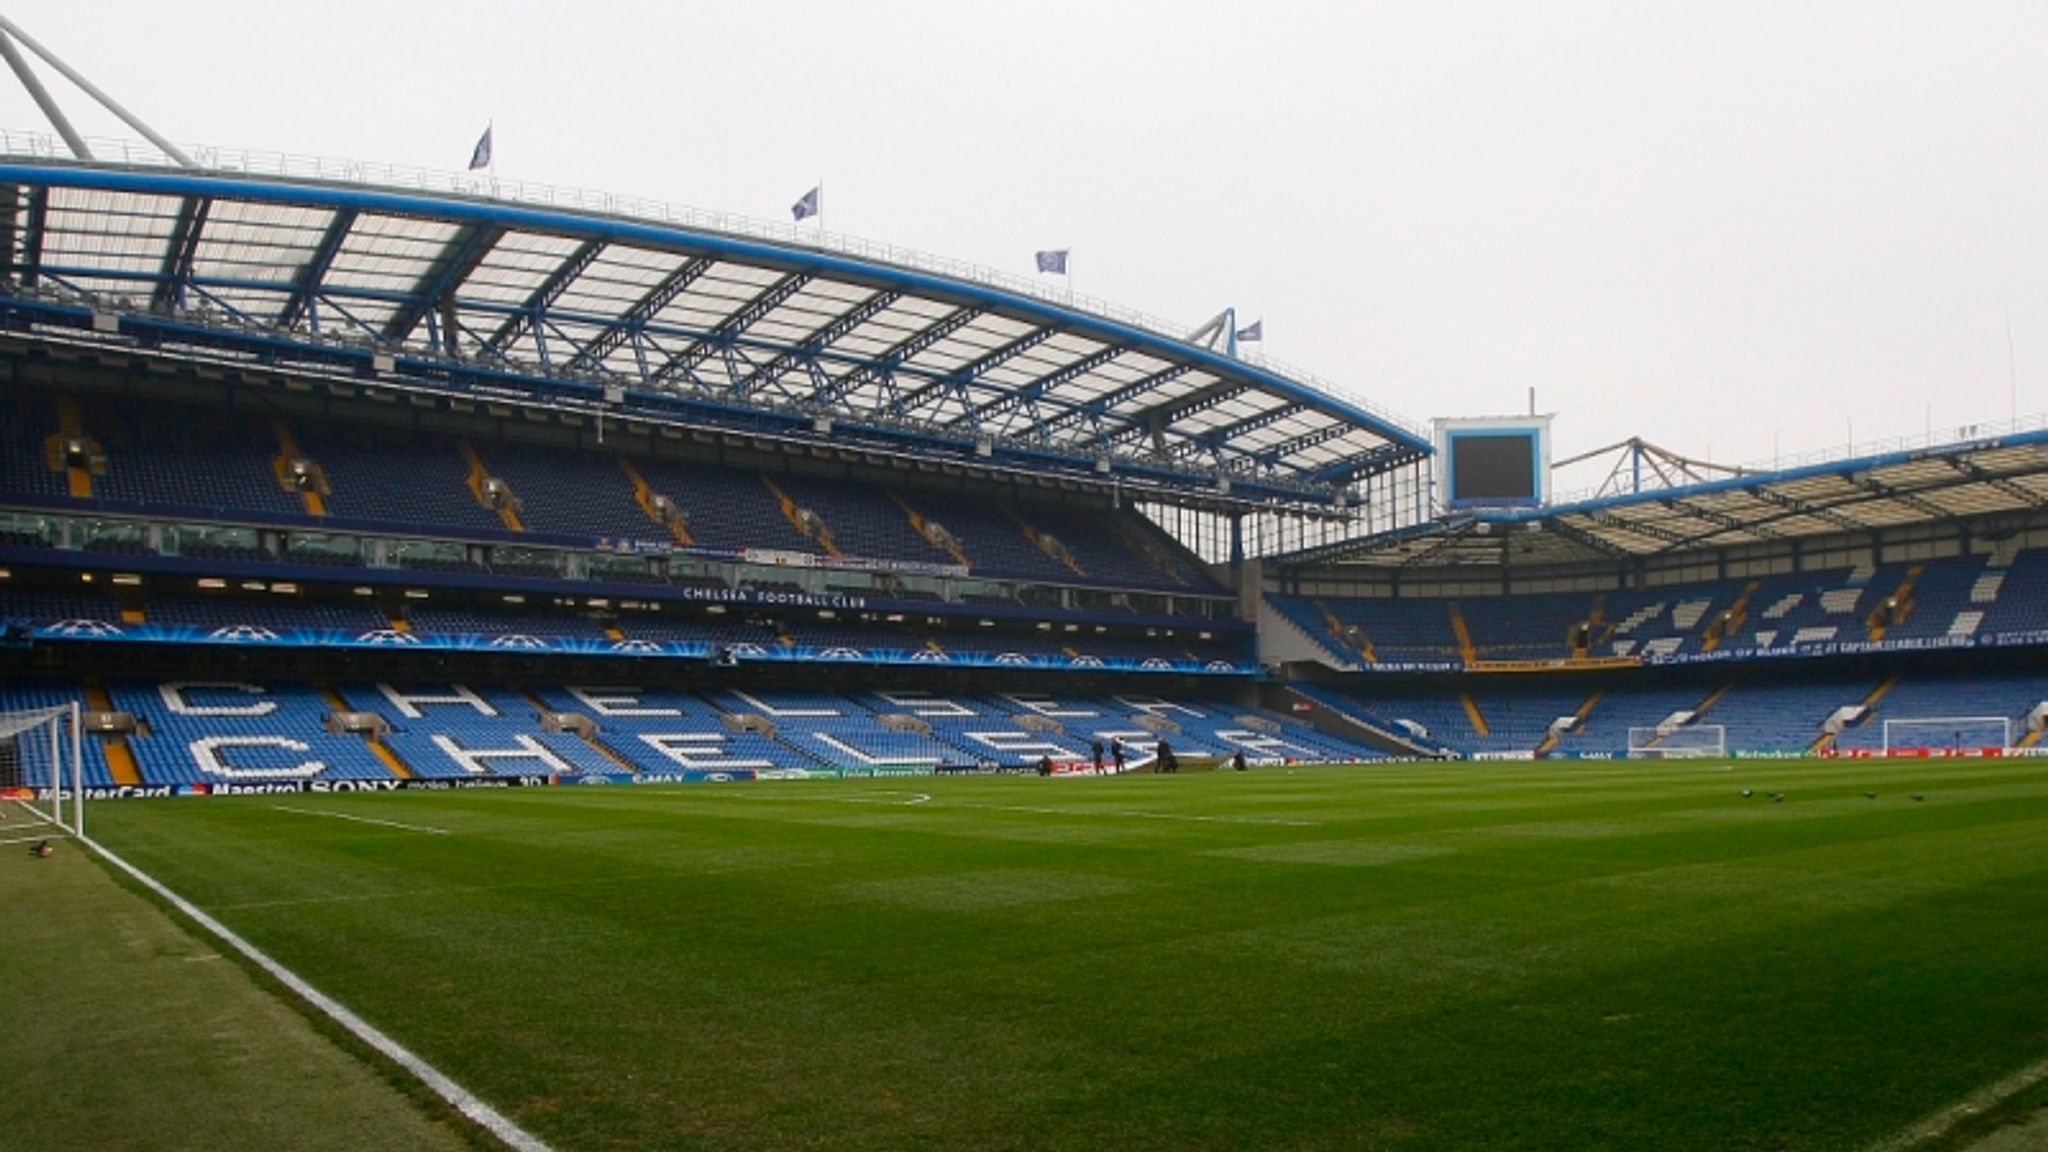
left=1740, top=789, right=1753, bottom=797
left=1910, top=794, right=1925, bottom=802
left=1863, top=792, right=1878, bottom=799
left=1770, top=793, right=1785, bottom=803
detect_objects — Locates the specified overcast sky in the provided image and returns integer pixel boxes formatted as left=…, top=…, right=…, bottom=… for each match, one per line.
left=6, top=1, right=2047, bottom=494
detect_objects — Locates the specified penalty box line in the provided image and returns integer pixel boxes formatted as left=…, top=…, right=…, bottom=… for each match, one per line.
left=272, top=805, right=451, bottom=835
left=79, top=834, right=558, bottom=1152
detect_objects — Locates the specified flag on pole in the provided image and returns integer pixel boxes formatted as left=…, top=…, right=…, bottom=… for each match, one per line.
left=1234, top=320, right=1263, bottom=342
left=791, top=185, right=821, bottom=222
left=468, top=125, right=494, bottom=171
left=1034, top=249, right=1070, bottom=275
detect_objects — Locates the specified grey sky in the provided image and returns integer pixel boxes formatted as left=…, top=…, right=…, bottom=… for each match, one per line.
left=6, top=1, right=2047, bottom=494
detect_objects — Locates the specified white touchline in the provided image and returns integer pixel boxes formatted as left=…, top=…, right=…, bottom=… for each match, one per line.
left=273, top=805, right=450, bottom=835
left=81, top=835, right=557, bottom=1152
left=1861, top=1053, right=2048, bottom=1152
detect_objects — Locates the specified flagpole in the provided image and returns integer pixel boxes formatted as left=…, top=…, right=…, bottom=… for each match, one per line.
left=486, top=118, right=497, bottom=198
left=817, top=178, right=825, bottom=237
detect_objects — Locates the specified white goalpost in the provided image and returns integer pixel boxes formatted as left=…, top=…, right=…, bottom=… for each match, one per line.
left=0, top=703, right=84, bottom=842
left=1881, top=715, right=2011, bottom=756
left=1627, top=723, right=1727, bottom=760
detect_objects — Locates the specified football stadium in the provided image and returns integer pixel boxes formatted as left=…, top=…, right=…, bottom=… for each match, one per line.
left=7, top=11, right=2048, bottom=1151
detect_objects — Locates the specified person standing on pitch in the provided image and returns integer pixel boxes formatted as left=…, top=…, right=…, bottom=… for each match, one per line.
left=1111, top=737, right=1126, bottom=774
left=1092, top=737, right=1105, bottom=774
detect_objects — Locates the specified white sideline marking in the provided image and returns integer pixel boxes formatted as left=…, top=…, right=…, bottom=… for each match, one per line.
left=0, top=830, right=73, bottom=847
left=81, top=836, right=557, bottom=1152
left=273, top=805, right=449, bottom=835
left=1863, top=1053, right=2048, bottom=1152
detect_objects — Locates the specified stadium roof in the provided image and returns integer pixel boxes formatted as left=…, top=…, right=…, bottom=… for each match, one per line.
left=0, top=148, right=1431, bottom=508
left=1280, top=428, right=2048, bottom=569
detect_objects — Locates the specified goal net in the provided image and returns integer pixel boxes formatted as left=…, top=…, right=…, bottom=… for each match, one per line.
left=1627, top=723, right=1727, bottom=759
left=0, top=705, right=83, bottom=841
left=1881, top=715, right=2011, bottom=756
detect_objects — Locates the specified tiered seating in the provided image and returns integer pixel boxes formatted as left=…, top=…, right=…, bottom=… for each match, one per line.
left=1831, top=671, right=2048, bottom=752
left=1976, top=550, right=2048, bottom=639
left=335, top=684, right=620, bottom=779
left=630, top=460, right=800, bottom=552
left=1689, top=679, right=1867, bottom=753
left=89, top=403, right=301, bottom=517
left=704, top=689, right=956, bottom=769
left=476, top=451, right=653, bottom=541
left=111, top=681, right=397, bottom=786
left=307, top=427, right=504, bottom=534
left=0, top=681, right=113, bottom=787
left=526, top=686, right=803, bottom=774
left=773, top=475, right=953, bottom=565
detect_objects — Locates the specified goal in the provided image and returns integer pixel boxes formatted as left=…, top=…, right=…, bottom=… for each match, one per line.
left=1881, top=715, right=2011, bottom=756
left=0, top=704, right=84, bottom=841
left=1627, top=723, right=1727, bottom=759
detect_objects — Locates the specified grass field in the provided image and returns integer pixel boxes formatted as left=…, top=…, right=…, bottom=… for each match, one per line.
left=28, top=756, right=2048, bottom=1151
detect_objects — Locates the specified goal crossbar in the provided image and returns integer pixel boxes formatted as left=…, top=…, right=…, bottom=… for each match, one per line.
left=1881, top=715, right=2010, bottom=755
left=1626, top=723, right=1726, bottom=759
left=0, top=704, right=83, bottom=838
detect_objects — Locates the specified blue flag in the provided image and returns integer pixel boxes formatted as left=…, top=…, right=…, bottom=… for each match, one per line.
left=1234, top=320, right=1263, bottom=343
left=468, top=125, right=493, bottom=171
left=1035, top=249, right=1070, bottom=275
left=791, top=185, right=821, bottom=222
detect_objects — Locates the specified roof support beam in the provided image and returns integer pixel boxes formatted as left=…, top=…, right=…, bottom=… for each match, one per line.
left=1846, top=470, right=1965, bottom=525
left=1036, top=363, right=1194, bottom=440
left=968, top=344, right=1125, bottom=429
left=809, top=306, right=983, bottom=409
left=150, top=196, right=210, bottom=312
left=732, top=288, right=902, bottom=398
left=1585, top=509, right=1690, bottom=546
left=1106, top=381, right=1253, bottom=447
left=1749, top=484, right=1871, bottom=534
left=649, top=271, right=810, bottom=388
left=276, top=208, right=357, bottom=330
left=483, top=238, right=604, bottom=362
left=1944, top=454, right=2048, bottom=510
left=1543, top=517, right=1635, bottom=560
left=16, top=184, right=46, bottom=288
left=564, top=255, right=717, bottom=375
left=381, top=223, right=504, bottom=351
left=1169, top=401, right=1306, bottom=461
left=891, top=327, right=1057, bottom=424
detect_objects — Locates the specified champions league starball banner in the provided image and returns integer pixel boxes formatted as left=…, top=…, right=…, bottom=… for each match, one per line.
left=24, top=617, right=1255, bottom=676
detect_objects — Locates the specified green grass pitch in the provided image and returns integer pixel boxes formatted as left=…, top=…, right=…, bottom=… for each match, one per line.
left=36, top=756, right=2048, bottom=1150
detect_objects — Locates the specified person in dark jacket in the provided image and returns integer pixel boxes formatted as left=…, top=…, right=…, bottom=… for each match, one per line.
left=1232, top=747, right=1248, bottom=771
left=1092, top=738, right=1105, bottom=774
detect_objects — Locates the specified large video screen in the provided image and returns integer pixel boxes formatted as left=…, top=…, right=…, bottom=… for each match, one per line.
left=1448, top=431, right=1538, bottom=505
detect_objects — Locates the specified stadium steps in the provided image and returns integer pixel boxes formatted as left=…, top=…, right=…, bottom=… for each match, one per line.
left=1692, top=683, right=1733, bottom=717
left=1701, top=580, right=1760, bottom=654
left=618, top=461, right=693, bottom=545
left=518, top=690, right=640, bottom=774
left=1866, top=564, right=1923, bottom=642
left=1810, top=676, right=1898, bottom=753
left=271, top=420, right=329, bottom=516
left=1459, top=691, right=1491, bottom=738
left=1449, top=602, right=1478, bottom=664
left=2020, top=727, right=2044, bottom=750
left=48, top=396, right=103, bottom=499
left=1536, top=690, right=1603, bottom=757
left=888, top=493, right=971, bottom=567
left=762, top=476, right=841, bottom=556
left=1008, top=511, right=1087, bottom=578
left=83, top=680, right=142, bottom=786
left=321, top=686, right=413, bottom=779
left=1316, top=599, right=1373, bottom=664
left=459, top=441, right=525, bottom=532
